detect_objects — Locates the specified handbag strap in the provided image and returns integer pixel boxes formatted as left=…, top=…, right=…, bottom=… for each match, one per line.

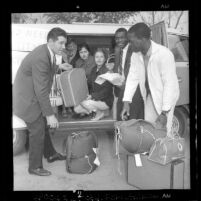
left=85, top=155, right=94, bottom=174
left=54, top=71, right=62, bottom=97
left=115, top=126, right=122, bottom=175
left=66, top=134, right=74, bottom=166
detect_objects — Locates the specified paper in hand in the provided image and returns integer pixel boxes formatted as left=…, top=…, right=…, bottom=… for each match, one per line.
left=98, top=73, right=124, bottom=86
left=95, top=76, right=106, bottom=85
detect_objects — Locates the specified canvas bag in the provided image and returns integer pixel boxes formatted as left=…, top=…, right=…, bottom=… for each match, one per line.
left=114, top=119, right=167, bottom=155
left=114, top=119, right=167, bottom=175
left=65, top=131, right=99, bottom=174
left=148, top=134, right=185, bottom=165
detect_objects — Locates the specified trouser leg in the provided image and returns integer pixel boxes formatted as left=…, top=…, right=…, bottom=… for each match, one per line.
left=145, top=94, right=158, bottom=122
left=116, top=98, right=123, bottom=121
left=129, top=85, right=144, bottom=119
left=43, top=118, right=57, bottom=159
left=26, top=114, right=45, bottom=170
left=116, top=85, right=144, bottom=121
left=74, top=104, right=89, bottom=114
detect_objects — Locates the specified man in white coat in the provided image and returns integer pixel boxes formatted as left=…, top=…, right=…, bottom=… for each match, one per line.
left=121, top=23, right=180, bottom=136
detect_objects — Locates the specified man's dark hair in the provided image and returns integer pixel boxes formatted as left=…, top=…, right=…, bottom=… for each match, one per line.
left=47, top=27, right=67, bottom=42
left=115, top=28, right=128, bottom=36
left=128, top=23, right=151, bottom=39
left=65, top=38, right=77, bottom=48
left=78, top=43, right=91, bottom=54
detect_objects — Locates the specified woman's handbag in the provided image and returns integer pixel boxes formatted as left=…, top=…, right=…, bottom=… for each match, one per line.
left=49, top=74, right=63, bottom=107
left=148, top=134, right=185, bottom=165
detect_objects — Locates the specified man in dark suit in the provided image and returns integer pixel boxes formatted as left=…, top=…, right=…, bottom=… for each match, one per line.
left=113, top=28, right=144, bottom=120
left=13, top=27, right=70, bottom=176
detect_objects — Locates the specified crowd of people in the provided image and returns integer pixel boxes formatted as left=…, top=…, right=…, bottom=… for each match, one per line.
left=13, top=23, right=179, bottom=176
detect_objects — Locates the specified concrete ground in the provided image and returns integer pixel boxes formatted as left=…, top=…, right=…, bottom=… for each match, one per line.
left=14, top=123, right=190, bottom=191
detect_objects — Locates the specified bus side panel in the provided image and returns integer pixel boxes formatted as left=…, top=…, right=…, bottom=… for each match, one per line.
left=176, top=63, right=189, bottom=106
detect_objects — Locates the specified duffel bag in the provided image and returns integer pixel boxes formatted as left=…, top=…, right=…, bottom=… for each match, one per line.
left=148, top=134, right=185, bottom=165
left=114, top=119, right=167, bottom=155
left=65, top=131, right=99, bottom=174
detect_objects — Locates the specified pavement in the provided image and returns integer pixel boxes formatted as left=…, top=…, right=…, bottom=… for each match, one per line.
left=14, top=123, right=190, bottom=191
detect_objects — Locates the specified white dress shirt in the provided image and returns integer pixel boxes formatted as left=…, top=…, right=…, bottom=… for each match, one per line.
left=123, top=40, right=180, bottom=135
left=47, top=44, right=55, bottom=65
left=47, top=44, right=62, bottom=65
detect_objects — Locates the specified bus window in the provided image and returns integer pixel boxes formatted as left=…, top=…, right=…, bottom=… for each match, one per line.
left=168, top=34, right=189, bottom=62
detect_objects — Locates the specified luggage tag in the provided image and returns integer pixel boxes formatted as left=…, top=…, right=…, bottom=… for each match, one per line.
left=95, top=76, right=106, bottom=85
left=134, top=154, right=142, bottom=167
left=94, top=156, right=100, bottom=166
left=92, top=148, right=100, bottom=166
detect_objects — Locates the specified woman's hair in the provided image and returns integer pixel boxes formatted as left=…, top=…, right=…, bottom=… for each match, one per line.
left=78, top=43, right=91, bottom=53
left=94, top=48, right=108, bottom=62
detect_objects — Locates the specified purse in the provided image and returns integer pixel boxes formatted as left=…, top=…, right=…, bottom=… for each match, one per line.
left=49, top=74, right=63, bottom=107
left=148, top=133, right=185, bottom=165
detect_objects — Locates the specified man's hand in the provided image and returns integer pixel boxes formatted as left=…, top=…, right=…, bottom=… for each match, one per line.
left=115, top=79, right=125, bottom=88
left=46, top=115, right=59, bottom=128
left=155, top=113, right=167, bottom=129
left=59, top=63, right=73, bottom=71
left=121, top=101, right=130, bottom=121
left=114, top=46, right=121, bottom=54
left=106, top=63, right=115, bottom=71
left=86, top=94, right=92, bottom=100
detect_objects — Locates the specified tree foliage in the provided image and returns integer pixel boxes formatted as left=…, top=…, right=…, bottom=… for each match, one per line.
left=43, top=12, right=136, bottom=24
left=12, top=11, right=187, bottom=31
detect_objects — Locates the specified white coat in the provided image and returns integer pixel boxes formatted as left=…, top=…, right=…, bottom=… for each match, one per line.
left=123, top=40, right=180, bottom=135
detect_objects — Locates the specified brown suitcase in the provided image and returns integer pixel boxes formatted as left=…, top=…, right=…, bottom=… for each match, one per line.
left=127, top=154, right=185, bottom=189
left=58, top=68, right=89, bottom=107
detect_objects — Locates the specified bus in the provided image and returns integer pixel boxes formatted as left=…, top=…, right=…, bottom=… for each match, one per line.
left=12, top=22, right=189, bottom=155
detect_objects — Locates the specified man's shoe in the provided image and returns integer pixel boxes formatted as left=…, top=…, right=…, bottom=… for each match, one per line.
left=28, top=168, right=51, bottom=176
left=47, top=153, right=66, bottom=163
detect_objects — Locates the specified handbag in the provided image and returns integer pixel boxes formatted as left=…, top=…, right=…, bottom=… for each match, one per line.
left=148, top=133, right=185, bottom=165
left=49, top=73, right=63, bottom=107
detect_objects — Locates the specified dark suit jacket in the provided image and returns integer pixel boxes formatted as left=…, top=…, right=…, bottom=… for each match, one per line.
left=88, top=64, right=114, bottom=109
left=113, top=44, right=144, bottom=120
left=13, top=44, right=55, bottom=123
left=113, top=44, right=133, bottom=97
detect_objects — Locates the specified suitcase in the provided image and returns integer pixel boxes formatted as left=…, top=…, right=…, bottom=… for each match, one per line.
left=127, top=154, right=185, bottom=189
left=58, top=68, right=89, bottom=107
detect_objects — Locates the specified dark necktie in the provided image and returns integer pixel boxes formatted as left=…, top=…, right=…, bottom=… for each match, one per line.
left=53, top=54, right=60, bottom=74
left=118, top=49, right=123, bottom=75
left=53, top=54, right=56, bottom=68
left=143, top=55, right=150, bottom=96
